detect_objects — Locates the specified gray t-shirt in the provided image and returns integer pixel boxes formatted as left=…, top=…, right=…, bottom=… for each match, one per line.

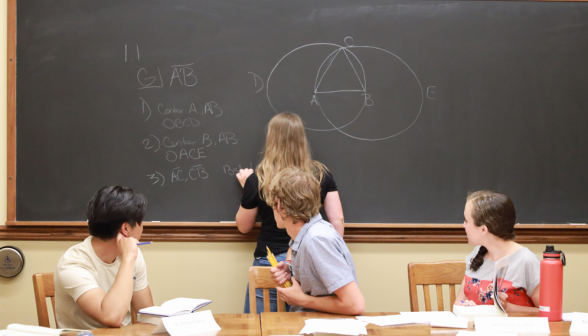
left=465, top=245, right=540, bottom=299
left=289, top=214, right=358, bottom=312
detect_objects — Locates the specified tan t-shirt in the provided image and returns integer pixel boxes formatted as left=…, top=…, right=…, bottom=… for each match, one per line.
left=54, top=236, right=149, bottom=329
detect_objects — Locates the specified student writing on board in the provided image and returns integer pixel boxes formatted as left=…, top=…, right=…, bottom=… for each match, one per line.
left=455, top=191, right=541, bottom=312
left=235, top=112, right=344, bottom=313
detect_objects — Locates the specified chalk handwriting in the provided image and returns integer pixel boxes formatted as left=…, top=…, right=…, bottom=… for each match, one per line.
left=170, top=64, right=197, bottom=87
left=204, top=101, right=223, bottom=117
left=248, top=72, right=264, bottom=93
left=142, top=135, right=161, bottom=152
left=125, top=45, right=140, bottom=62
left=165, top=148, right=206, bottom=163
left=162, top=118, right=200, bottom=129
left=148, top=165, right=209, bottom=186
left=137, top=67, right=164, bottom=89
left=223, top=162, right=254, bottom=176
left=427, top=86, right=436, bottom=100
left=140, top=98, right=223, bottom=120
left=219, top=132, right=237, bottom=145
left=147, top=171, right=165, bottom=186
left=140, top=97, right=152, bottom=121
left=137, top=64, right=197, bottom=89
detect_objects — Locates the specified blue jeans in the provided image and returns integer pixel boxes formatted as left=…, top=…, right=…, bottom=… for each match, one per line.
left=243, top=252, right=290, bottom=313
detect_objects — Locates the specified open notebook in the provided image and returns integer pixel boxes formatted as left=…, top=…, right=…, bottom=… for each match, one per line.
left=139, top=298, right=212, bottom=317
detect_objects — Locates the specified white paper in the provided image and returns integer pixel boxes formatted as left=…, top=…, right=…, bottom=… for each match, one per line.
left=1, top=331, right=45, bottom=336
left=160, top=310, right=221, bottom=336
left=474, top=317, right=550, bottom=334
left=355, top=315, right=415, bottom=326
left=430, top=316, right=468, bottom=329
left=7, top=325, right=60, bottom=336
left=455, top=332, right=517, bottom=336
left=399, top=311, right=457, bottom=323
left=298, top=319, right=368, bottom=336
left=570, top=313, right=588, bottom=334
left=564, top=312, right=587, bottom=322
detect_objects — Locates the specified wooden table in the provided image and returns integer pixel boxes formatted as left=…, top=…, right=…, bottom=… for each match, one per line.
left=261, top=312, right=429, bottom=336
left=91, top=314, right=261, bottom=336
left=88, top=312, right=572, bottom=336
left=262, top=312, right=573, bottom=336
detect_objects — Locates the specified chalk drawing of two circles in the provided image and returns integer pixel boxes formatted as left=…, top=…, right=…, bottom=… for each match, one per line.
left=267, top=37, right=423, bottom=141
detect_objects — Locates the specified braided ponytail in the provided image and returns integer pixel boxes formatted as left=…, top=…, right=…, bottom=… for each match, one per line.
left=470, top=246, right=488, bottom=272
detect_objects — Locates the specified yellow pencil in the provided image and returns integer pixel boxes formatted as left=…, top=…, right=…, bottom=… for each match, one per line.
left=267, top=246, right=291, bottom=288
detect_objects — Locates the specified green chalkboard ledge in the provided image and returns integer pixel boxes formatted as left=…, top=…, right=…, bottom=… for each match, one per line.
left=1, top=222, right=587, bottom=244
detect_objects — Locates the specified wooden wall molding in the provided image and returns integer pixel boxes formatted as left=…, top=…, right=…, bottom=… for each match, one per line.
left=2, top=223, right=587, bottom=243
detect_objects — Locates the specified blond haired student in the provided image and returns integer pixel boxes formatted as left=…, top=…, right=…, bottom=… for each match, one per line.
left=235, top=112, right=344, bottom=313
left=454, top=190, right=540, bottom=313
left=267, top=168, right=364, bottom=315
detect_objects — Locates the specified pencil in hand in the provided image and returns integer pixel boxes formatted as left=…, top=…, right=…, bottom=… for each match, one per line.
left=266, top=246, right=291, bottom=288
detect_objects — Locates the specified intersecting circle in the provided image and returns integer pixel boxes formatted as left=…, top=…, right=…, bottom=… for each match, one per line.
left=266, top=41, right=424, bottom=141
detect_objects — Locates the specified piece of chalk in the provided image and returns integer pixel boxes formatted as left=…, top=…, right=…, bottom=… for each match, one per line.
left=151, top=221, right=160, bottom=222
left=220, top=221, right=236, bottom=223
left=137, top=241, right=153, bottom=245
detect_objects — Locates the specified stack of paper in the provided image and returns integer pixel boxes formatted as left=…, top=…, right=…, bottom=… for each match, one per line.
left=299, top=318, right=369, bottom=336
left=356, top=312, right=467, bottom=329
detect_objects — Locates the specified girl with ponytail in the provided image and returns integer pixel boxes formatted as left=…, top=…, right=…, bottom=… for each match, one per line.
left=235, top=112, right=344, bottom=313
left=454, top=190, right=541, bottom=313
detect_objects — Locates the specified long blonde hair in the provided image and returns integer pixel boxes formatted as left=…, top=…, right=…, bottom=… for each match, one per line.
left=257, top=112, right=327, bottom=199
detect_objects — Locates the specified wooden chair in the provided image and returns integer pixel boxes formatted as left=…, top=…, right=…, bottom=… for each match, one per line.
left=248, top=266, right=286, bottom=313
left=408, top=260, right=466, bottom=312
left=32, top=273, right=56, bottom=328
left=33, top=272, right=139, bottom=327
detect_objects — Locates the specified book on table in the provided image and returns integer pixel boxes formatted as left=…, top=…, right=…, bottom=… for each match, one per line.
left=1, top=324, right=86, bottom=336
left=138, top=297, right=212, bottom=324
left=453, top=255, right=509, bottom=321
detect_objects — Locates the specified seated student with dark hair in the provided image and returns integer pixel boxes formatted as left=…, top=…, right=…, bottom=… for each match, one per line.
left=268, top=168, right=365, bottom=315
left=54, top=186, right=154, bottom=328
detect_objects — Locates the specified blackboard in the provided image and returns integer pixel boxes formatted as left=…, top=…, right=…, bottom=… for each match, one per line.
left=14, top=0, right=588, bottom=224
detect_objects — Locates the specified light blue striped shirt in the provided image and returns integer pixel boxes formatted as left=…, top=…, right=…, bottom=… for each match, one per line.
left=289, top=214, right=358, bottom=312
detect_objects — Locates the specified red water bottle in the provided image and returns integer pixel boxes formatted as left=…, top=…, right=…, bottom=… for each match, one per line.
left=539, top=245, right=566, bottom=321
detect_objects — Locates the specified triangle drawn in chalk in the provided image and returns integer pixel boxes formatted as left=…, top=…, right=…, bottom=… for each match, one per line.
left=315, top=48, right=366, bottom=93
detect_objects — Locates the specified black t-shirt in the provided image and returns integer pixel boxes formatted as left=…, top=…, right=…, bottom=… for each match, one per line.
left=241, top=170, right=338, bottom=258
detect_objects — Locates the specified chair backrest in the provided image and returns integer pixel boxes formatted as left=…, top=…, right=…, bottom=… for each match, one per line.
left=407, top=260, right=466, bottom=312
left=32, top=273, right=56, bottom=328
left=248, top=266, right=286, bottom=313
